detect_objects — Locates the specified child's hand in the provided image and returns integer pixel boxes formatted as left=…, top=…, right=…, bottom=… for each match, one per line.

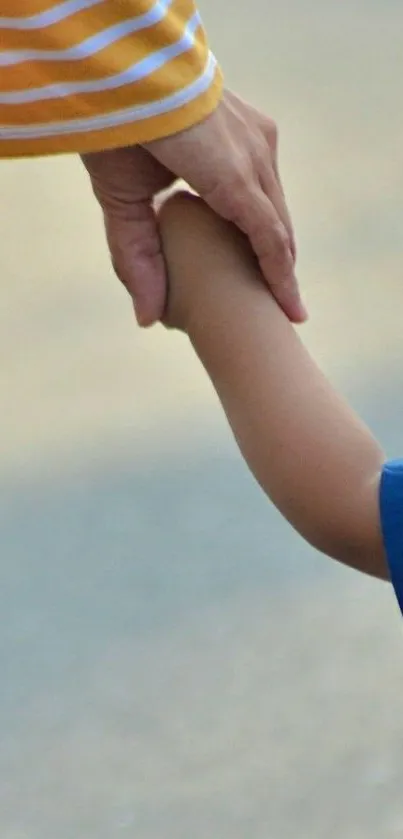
left=159, top=190, right=259, bottom=332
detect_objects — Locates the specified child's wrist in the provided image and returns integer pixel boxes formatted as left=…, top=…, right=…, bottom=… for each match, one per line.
left=159, top=192, right=206, bottom=334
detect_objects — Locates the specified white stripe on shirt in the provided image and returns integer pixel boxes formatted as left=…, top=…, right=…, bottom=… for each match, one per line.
left=0, top=0, right=174, bottom=66
left=0, top=50, right=216, bottom=139
left=0, top=0, right=105, bottom=31
left=0, top=11, right=201, bottom=103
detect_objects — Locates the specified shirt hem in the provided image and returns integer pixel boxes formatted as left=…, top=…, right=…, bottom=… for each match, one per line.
left=0, top=66, right=223, bottom=159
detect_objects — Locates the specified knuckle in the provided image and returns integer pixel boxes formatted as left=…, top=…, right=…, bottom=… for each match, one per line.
left=271, top=224, right=291, bottom=264
left=264, top=116, right=279, bottom=149
left=230, top=188, right=253, bottom=229
left=137, top=232, right=161, bottom=261
left=227, top=156, right=251, bottom=192
left=207, top=163, right=251, bottom=220
left=253, top=134, right=270, bottom=166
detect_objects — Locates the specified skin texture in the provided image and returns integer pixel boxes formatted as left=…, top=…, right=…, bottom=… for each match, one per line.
left=82, top=89, right=305, bottom=328
left=158, top=192, right=388, bottom=581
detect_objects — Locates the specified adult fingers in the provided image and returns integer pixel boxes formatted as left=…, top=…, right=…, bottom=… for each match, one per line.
left=261, top=119, right=297, bottom=262
left=82, top=148, right=173, bottom=326
left=258, top=159, right=298, bottom=267
left=103, top=196, right=167, bottom=326
left=229, top=185, right=307, bottom=323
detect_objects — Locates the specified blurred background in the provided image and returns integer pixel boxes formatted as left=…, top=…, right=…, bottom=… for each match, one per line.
left=2, top=1, right=403, bottom=836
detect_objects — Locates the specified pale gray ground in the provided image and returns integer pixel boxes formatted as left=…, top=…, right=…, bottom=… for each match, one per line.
left=1, top=1, right=403, bottom=836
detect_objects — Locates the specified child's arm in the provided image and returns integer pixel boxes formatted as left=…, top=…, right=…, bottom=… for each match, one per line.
left=159, top=192, right=388, bottom=581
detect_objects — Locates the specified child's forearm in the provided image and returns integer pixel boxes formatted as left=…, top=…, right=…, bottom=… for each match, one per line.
left=160, top=194, right=387, bottom=580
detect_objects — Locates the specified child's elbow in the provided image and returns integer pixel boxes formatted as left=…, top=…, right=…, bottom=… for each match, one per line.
left=309, top=526, right=389, bottom=582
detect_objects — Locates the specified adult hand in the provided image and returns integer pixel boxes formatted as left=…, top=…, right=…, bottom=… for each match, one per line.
left=82, top=88, right=306, bottom=327
left=82, top=145, right=174, bottom=326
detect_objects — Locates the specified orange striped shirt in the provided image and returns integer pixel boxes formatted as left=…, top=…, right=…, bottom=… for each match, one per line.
left=0, top=0, right=222, bottom=157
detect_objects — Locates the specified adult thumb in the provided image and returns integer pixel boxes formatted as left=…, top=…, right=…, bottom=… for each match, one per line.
left=82, top=147, right=170, bottom=327
left=102, top=196, right=167, bottom=327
